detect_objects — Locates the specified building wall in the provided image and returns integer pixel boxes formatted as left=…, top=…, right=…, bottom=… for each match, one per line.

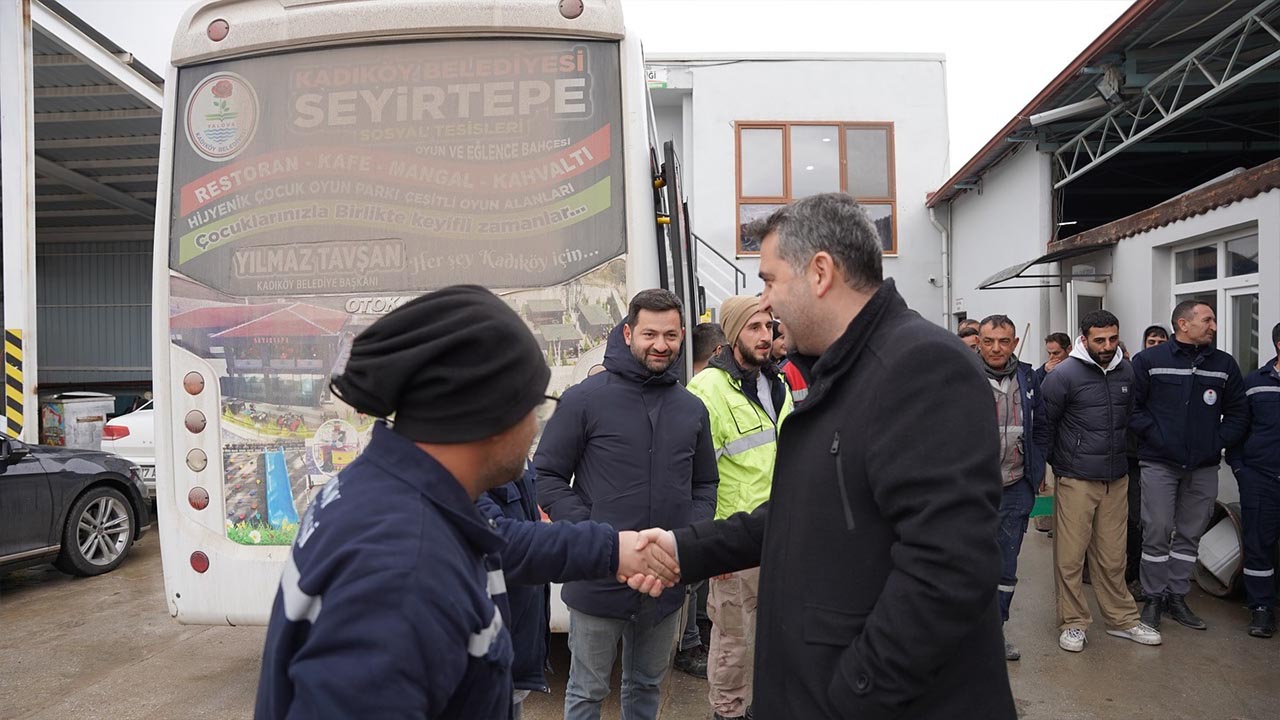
left=35, top=240, right=152, bottom=386
left=1061, top=190, right=1279, bottom=359
left=659, top=57, right=950, bottom=320
left=949, top=145, right=1056, bottom=364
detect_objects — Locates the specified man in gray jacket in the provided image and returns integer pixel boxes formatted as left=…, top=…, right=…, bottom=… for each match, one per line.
left=1042, top=310, right=1162, bottom=653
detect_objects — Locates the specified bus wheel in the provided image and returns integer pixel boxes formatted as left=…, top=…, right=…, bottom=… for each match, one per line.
left=55, top=486, right=136, bottom=577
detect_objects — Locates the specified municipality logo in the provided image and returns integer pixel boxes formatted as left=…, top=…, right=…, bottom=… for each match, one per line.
left=185, top=72, right=259, bottom=162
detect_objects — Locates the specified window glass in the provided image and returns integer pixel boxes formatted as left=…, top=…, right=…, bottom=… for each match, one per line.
left=1175, top=245, right=1216, bottom=283
left=738, top=204, right=784, bottom=254
left=740, top=128, right=784, bottom=197
left=1232, top=293, right=1260, bottom=374
left=863, top=203, right=895, bottom=252
left=846, top=127, right=890, bottom=197
left=789, top=125, right=840, bottom=198
left=1227, top=235, right=1259, bottom=276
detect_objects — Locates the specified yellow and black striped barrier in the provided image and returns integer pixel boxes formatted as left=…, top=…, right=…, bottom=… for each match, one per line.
left=5, top=329, right=24, bottom=438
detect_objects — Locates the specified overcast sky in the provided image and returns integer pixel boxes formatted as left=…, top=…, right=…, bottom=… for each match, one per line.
left=60, top=0, right=1131, bottom=173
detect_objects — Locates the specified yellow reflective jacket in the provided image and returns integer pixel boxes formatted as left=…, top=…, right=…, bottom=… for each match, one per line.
left=688, top=361, right=792, bottom=519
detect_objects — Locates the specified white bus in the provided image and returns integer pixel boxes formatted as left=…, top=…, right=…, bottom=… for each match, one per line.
left=153, top=0, right=697, bottom=625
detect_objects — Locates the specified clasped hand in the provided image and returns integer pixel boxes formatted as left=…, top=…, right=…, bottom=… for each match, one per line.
left=616, top=528, right=681, bottom=598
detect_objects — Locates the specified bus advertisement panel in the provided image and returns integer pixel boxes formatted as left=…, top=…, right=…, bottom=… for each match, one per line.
left=168, top=38, right=627, bottom=547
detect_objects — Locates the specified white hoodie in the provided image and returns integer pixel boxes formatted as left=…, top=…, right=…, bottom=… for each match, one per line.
left=1070, top=335, right=1123, bottom=373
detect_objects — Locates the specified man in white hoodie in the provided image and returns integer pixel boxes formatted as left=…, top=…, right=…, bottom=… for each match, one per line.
left=1041, top=310, right=1162, bottom=653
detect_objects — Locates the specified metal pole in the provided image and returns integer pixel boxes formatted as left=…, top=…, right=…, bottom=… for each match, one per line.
left=1, top=0, right=40, bottom=442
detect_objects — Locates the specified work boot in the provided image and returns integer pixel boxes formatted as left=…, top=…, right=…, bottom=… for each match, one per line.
left=672, top=644, right=708, bottom=678
left=1164, top=593, right=1207, bottom=630
left=1003, top=627, right=1020, bottom=661
left=1140, top=595, right=1163, bottom=630
left=1248, top=606, right=1275, bottom=638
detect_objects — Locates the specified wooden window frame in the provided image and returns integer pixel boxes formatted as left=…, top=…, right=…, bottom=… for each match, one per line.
left=735, top=120, right=897, bottom=257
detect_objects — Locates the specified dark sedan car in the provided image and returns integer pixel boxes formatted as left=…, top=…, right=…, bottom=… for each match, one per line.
left=0, top=436, right=151, bottom=576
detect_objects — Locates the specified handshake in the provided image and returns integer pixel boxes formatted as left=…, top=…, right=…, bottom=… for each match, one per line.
left=615, top=528, right=681, bottom=598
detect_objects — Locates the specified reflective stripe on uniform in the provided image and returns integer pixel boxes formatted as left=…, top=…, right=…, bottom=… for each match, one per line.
left=281, top=554, right=323, bottom=623
left=1246, top=386, right=1280, bottom=396
left=1243, top=567, right=1276, bottom=577
left=715, top=426, right=777, bottom=459
left=1170, top=551, right=1197, bottom=563
left=1147, top=367, right=1229, bottom=381
left=1142, top=552, right=1170, bottom=563
left=791, top=388, right=808, bottom=402
left=997, top=584, right=1017, bottom=593
left=468, top=609, right=504, bottom=657
left=487, top=569, right=507, bottom=597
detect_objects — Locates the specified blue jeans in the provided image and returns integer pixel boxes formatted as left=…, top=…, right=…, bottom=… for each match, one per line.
left=997, top=478, right=1035, bottom=622
left=679, top=581, right=705, bottom=651
left=564, top=600, right=681, bottom=720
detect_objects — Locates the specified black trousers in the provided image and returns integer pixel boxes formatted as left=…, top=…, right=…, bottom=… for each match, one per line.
left=1126, top=456, right=1143, bottom=583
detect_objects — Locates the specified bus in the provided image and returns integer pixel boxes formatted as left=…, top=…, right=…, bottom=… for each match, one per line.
left=153, top=0, right=697, bottom=625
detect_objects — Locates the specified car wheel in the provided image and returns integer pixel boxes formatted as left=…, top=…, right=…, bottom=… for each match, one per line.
left=54, top=485, right=136, bottom=577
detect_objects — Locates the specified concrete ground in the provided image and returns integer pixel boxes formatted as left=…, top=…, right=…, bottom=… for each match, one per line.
left=2, top=528, right=1277, bottom=720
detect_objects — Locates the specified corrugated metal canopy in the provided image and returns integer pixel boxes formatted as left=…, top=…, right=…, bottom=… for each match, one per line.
left=1, top=0, right=163, bottom=243
left=929, top=0, right=1278, bottom=207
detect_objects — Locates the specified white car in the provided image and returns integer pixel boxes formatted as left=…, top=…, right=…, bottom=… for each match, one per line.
left=101, top=401, right=156, bottom=496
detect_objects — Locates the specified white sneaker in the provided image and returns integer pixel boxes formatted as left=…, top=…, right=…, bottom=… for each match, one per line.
left=1059, top=627, right=1087, bottom=652
left=1106, top=622, right=1162, bottom=646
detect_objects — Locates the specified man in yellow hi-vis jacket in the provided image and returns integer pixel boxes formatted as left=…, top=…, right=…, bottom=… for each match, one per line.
left=687, top=295, right=793, bottom=720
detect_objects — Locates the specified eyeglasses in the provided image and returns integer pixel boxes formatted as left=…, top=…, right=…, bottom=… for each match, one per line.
left=535, top=395, right=560, bottom=424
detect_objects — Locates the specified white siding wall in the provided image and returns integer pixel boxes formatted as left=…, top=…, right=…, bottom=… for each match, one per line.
left=675, top=57, right=950, bottom=319
left=949, top=146, right=1055, bottom=364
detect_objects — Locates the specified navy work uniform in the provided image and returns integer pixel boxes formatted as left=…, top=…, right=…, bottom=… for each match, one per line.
left=255, top=422, right=513, bottom=719
left=1229, top=357, right=1280, bottom=612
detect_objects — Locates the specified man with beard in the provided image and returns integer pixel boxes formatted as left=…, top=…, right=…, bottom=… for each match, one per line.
left=537, top=288, right=718, bottom=720
left=1041, top=310, right=1162, bottom=653
left=687, top=295, right=792, bottom=720
left=630, top=193, right=1016, bottom=720
left=976, top=314, right=1050, bottom=660
left=1131, top=300, right=1247, bottom=631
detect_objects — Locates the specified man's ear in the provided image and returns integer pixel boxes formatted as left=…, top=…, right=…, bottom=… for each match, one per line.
left=810, top=252, right=838, bottom=298
left=623, top=323, right=633, bottom=347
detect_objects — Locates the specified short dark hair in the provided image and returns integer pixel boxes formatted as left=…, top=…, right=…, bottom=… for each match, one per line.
left=1171, top=299, right=1212, bottom=328
left=626, top=288, right=683, bottom=327
left=1143, top=325, right=1169, bottom=341
left=979, top=314, right=1016, bottom=333
left=693, top=322, right=726, bottom=364
left=1272, top=321, right=1280, bottom=348
left=1080, top=309, right=1120, bottom=339
left=763, top=193, right=883, bottom=292
left=1045, top=332, right=1072, bottom=350
left=957, top=326, right=979, bottom=339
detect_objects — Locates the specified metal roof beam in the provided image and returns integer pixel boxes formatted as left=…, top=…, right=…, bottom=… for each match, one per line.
left=30, top=0, right=161, bottom=109
left=1054, top=0, right=1280, bottom=189
left=58, top=157, right=158, bottom=170
left=32, top=83, right=136, bottom=98
left=31, top=155, right=155, bottom=219
left=32, top=51, right=132, bottom=66
left=36, top=208, right=134, bottom=218
left=35, top=134, right=159, bottom=149
left=33, top=108, right=160, bottom=123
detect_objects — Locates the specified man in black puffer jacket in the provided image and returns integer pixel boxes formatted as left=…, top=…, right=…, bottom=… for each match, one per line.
left=1042, top=310, right=1162, bottom=654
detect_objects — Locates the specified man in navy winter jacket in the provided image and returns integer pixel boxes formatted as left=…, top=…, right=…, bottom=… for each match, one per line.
left=1130, top=300, right=1247, bottom=631
left=1227, top=322, right=1280, bottom=638
left=537, top=289, right=718, bottom=720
